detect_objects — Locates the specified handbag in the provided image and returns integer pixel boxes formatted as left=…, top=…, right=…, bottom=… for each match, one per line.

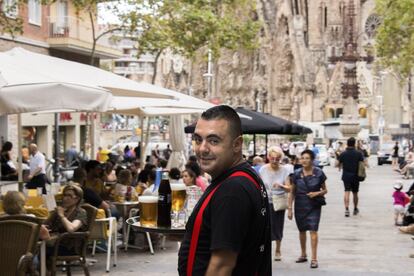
left=358, top=161, right=366, bottom=182
left=272, top=193, right=288, bottom=211
left=312, top=196, right=326, bottom=207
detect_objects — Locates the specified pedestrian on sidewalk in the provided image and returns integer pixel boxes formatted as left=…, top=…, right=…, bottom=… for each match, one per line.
left=178, top=105, right=271, bottom=276
left=338, top=137, right=364, bottom=217
left=288, top=149, right=328, bottom=269
left=393, top=181, right=410, bottom=226
left=259, top=146, right=291, bottom=262
left=392, top=141, right=400, bottom=170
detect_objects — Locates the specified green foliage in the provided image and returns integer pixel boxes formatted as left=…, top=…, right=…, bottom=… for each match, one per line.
left=375, top=0, right=414, bottom=79
left=118, top=0, right=261, bottom=59
left=0, top=0, right=24, bottom=36
left=0, top=0, right=50, bottom=36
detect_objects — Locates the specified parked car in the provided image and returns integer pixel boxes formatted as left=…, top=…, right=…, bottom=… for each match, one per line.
left=377, top=142, right=404, bottom=165
left=290, top=141, right=307, bottom=156
left=315, top=144, right=330, bottom=166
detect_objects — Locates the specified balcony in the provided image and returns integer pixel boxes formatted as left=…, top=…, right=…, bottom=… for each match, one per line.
left=47, top=16, right=122, bottom=59
left=113, top=66, right=154, bottom=75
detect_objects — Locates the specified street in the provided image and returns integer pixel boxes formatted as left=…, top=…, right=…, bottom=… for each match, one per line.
left=72, top=158, right=414, bottom=275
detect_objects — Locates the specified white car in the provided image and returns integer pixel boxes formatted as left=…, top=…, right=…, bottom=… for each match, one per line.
left=290, top=142, right=307, bottom=156
left=314, top=144, right=330, bottom=166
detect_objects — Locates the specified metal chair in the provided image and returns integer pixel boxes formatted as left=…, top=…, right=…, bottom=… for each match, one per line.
left=89, top=213, right=118, bottom=272
left=0, top=220, right=40, bottom=276
left=125, top=208, right=155, bottom=254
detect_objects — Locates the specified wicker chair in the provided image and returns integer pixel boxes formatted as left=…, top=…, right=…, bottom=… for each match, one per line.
left=0, top=215, right=44, bottom=253
left=49, top=204, right=97, bottom=276
left=0, top=220, right=40, bottom=276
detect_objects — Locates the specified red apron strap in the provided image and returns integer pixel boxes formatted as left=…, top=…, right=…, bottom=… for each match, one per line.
left=230, top=171, right=261, bottom=190
left=186, top=171, right=260, bottom=276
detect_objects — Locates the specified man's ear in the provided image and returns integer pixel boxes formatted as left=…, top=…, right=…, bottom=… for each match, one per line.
left=233, top=136, right=243, bottom=153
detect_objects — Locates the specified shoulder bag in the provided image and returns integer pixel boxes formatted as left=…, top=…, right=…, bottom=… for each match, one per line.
left=272, top=193, right=288, bottom=211
left=358, top=161, right=366, bottom=182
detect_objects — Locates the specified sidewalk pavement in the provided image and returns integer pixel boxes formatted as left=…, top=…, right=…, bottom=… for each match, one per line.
left=65, top=157, right=414, bottom=275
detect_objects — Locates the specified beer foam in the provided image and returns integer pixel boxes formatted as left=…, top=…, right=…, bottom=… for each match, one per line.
left=170, top=183, right=187, bottom=191
left=139, top=196, right=158, bottom=203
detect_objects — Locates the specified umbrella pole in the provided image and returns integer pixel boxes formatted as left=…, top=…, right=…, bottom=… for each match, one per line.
left=253, top=134, right=256, bottom=156
left=140, top=116, right=145, bottom=170
left=54, top=113, right=60, bottom=183
left=17, top=114, right=23, bottom=191
left=91, top=113, right=96, bottom=161
left=265, top=134, right=268, bottom=157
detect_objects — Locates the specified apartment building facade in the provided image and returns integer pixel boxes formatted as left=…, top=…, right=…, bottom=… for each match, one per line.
left=0, top=0, right=122, bottom=159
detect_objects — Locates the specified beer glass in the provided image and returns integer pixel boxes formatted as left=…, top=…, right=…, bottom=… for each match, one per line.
left=171, top=183, right=187, bottom=227
left=139, top=196, right=158, bottom=227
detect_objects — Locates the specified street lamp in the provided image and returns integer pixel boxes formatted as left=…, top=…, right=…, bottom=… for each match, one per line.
left=377, top=95, right=384, bottom=151
left=202, top=49, right=213, bottom=98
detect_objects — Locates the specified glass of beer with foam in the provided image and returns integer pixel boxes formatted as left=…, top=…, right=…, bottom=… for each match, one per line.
left=139, top=196, right=158, bottom=227
left=171, top=183, right=187, bottom=227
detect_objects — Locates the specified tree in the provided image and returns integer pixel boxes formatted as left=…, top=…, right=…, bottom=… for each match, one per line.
left=118, top=0, right=261, bottom=84
left=0, top=0, right=43, bottom=36
left=376, top=0, right=414, bottom=79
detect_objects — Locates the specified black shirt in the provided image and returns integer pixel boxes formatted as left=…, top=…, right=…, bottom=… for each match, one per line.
left=178, top=162, right=271, bottom=276
left=393, top=145, right=399, bottom=157
left=82, top=187, right=103, bottom=208
left=338, top=147, right=363, bottom=182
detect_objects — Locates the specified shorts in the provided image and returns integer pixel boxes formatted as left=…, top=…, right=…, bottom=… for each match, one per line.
left=394, top=204, right=406, bottom=215
left=344, top=181, right=359, bottom=193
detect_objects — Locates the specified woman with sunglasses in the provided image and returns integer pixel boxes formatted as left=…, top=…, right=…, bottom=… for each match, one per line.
left=44, top=184, right=87, bottom=257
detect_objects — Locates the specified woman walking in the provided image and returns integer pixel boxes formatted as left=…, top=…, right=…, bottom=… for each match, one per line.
left=392, top=141, right=400, bottom=170
left=288, top=149, right=328, bottom=268
left=259, top=146, right=291, bottom=261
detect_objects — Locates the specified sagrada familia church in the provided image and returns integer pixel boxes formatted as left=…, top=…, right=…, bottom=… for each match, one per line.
left=160, top=0, right=412, bottom=143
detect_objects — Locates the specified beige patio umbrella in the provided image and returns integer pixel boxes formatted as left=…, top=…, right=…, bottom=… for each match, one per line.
left=0, top=47, right=175, bottom=99
left=0, top=73, right=113, bottom=186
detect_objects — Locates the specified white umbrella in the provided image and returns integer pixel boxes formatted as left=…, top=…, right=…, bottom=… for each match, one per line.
left=0, top=82, right=112, bottom=115
left=109, top=94, right=214, bottom=116
left=0, top=47, right=175, bottom=99
left=0, top=77, right=113, bottom=185
left=167, top=115, right=187, bottom=170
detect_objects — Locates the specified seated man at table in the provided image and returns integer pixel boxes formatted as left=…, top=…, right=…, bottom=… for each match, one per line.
left=73, top=167, right=120, bottom=220
left=85, top=160, right=106, bottom=198
left=2, top=191, right=50, bottom=240
left=73, top=168, right=109, bottom=210
left=44, top=185, right=87, bottom=257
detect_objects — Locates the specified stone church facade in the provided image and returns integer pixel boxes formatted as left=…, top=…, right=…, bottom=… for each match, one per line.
left=158, top=0, right=413, bottom=141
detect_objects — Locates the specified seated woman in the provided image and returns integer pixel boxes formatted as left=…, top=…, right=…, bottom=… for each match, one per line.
left=0, top=141, right=18, bottom=180
left=115, top=169, right=138, bottom=201
left=102, top=161, right=117, bottom=183
left=142, top=169, right=158, bottom=196
left=44, top=185, right=87, bottom=256
left=397, top=150, right=414, bottom=178
left=185, top=161, right=208, bottom=192
left=2, top=191, right=50, bottom=240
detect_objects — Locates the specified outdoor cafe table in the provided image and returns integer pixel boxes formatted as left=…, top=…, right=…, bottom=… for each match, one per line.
left=112, top=201, right=139, bottom=247
left=126, top=216, right=186, bottom=254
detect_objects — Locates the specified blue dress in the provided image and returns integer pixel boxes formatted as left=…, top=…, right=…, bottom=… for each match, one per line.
left=292, top=167, right=327, bottom=232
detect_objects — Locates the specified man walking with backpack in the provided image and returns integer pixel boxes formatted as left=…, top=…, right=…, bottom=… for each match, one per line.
left=338, top=137, right=364, bottom=217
